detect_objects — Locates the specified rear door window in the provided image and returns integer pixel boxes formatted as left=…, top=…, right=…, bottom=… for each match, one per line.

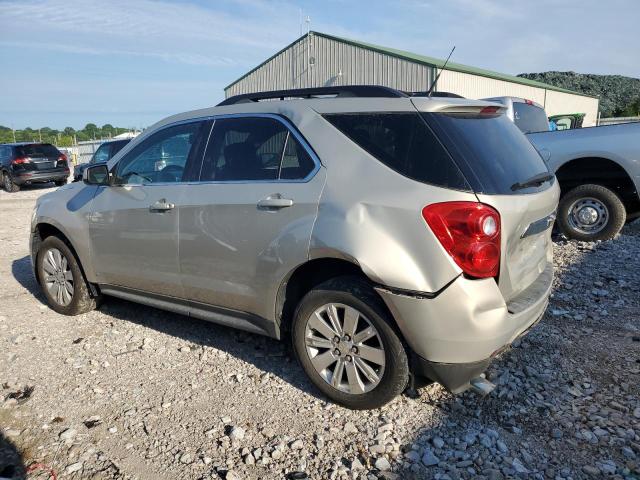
left=323, top=113, right=470, bottom=190
left=423, top=112, right=552, bottom=195
left=200, top=117, right=316, bottom=182
left=512, top=103, right=550, bottom=133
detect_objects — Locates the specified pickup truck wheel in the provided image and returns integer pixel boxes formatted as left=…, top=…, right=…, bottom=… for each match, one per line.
left=557, top=184, right=626, bottom=241
left=36, top=236, right=97, bottom=315
left=292, top=276, right=409, bottom=410
left=2, top=172, right=20, bottom=192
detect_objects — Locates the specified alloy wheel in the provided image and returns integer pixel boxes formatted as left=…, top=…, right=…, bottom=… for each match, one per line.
left=42, top=248, right=74, bottom=306
left=304, top=303, right=385, bottom=394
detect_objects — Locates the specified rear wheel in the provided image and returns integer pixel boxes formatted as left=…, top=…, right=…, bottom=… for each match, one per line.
left=36, top=236, right=97, bottom=315
left=557, top=184, right=626, bottom=241
left=292, top=276, right=409, bottom=409
left=54, top=179, right=67, bottom=187
left=2, top=172, right=20, bottom=192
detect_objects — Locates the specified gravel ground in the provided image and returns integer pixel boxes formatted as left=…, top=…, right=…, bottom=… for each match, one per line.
left=1, top=185, right=639, bottom=480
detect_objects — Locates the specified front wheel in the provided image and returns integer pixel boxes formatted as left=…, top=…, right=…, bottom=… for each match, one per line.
left=36, top=236, right=97, bottom=315
left=557, top=184, right=626, bottom=241
left=292, top=277, right=409, bottom=409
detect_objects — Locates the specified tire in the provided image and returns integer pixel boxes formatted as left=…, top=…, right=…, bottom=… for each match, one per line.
left=54, top=179, right=67, bottom=187
left=291, top=276, right=409, bottom=410
left=557, top=184, right=626, bottom=241
left=2, top=172, right=20, bottom=192
left=36, top=236, right=97, bottom=315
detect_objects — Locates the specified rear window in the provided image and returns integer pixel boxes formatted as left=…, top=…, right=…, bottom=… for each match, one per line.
left=423, top=112, right=552, bottom=195
left=16, top=144, right=60, bottom=157
left=513, top=103, right=550, bottom=133
left=323, top=113, right=470, bottom=191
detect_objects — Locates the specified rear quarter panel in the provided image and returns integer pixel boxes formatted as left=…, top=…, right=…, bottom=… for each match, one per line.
left=296, top=112, right=476, bottom=294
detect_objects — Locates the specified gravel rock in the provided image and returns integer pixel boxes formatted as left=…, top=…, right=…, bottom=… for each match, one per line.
left=375, top=457, right=391, bottom=471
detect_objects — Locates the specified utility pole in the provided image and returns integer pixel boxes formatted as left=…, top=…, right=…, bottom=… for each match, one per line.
left=39, top=129, right=42, bottom=142
left=12, top=128, right=16, bottom=143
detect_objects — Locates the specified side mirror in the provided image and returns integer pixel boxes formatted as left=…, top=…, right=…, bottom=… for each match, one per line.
left=83, top=164, right=110, bottom=185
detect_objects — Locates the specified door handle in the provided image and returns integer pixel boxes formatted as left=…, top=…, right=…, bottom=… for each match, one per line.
left=149, top=199, right=175, bottom=212
left=257, top=194, right=294, bottom=209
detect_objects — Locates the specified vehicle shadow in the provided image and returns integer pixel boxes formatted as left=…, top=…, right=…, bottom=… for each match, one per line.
left=98, top=296, right=326, bottom=402
left=0, top=432, right=26, bottom=480
left=11, top=256, right=47, bottom=306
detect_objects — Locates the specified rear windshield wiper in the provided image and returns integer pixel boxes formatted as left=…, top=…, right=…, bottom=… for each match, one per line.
left=511, top=172, right=554, bottom=191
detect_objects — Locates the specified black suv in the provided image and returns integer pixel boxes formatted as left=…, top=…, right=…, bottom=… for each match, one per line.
left=0, top=143, right=70, bottom=192
left=73, top=139, right=131, bottom=182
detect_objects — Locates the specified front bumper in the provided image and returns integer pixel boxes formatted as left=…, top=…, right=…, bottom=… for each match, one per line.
left=376, top=264, right=552, bottom=392
left=13, top=170, right=69, bottom=185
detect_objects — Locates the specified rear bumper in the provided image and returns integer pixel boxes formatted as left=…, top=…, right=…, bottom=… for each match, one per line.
left=376, top=264, right=552, bottom=391
left=13, top=170, right=69, bottom=185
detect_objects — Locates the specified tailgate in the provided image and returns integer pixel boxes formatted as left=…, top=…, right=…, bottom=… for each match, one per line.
left=478, top=184, right=559, bottom=301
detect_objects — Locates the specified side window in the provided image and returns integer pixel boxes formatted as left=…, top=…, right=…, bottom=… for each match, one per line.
left=200, top=116, right=316, bottom=182
left=201, top=117, right=286, bottom=181
left=324, top=113, right=469, bottom=190
left=115, top=122, right=203, bottom=185
left=92, top=144, right=111, bottom=164
left=279, top=135, right=315, bottom=180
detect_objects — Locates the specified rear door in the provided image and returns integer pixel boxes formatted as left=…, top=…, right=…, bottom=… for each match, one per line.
left=179, top=115, right=325, bottom=321
left=421, top=107, right=559, bottom=301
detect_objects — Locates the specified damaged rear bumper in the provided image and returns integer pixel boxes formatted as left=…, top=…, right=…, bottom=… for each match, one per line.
left=375, top=264, right=552, bottom=393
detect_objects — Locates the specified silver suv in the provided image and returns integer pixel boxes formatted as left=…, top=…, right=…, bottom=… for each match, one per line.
left=30, top=86, right=559, bottom=409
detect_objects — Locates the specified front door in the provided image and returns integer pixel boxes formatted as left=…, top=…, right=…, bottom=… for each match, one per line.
left=179, top=115, right=326, bottom=321
left=89, top=120, right=209, bottom=297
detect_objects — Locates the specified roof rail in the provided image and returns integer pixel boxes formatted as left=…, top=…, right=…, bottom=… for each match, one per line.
left=218, top=85, right=408, bottom=106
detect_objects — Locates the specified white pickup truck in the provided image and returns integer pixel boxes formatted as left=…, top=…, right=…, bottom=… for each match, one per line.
left=527, top=122, right=640, bottom=241
left=485, top=96, right=640, bottom=241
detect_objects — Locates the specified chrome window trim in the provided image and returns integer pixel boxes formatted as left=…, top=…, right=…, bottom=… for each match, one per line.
left=110, top=113, right=321, bottom=187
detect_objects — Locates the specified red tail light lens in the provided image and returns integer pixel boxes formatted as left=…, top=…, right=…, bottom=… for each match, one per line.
left=58, top=154, right=67, bottom=162
left=422, top=201, right=501, bottom=278
left=12, top=157, right=30, bottom=165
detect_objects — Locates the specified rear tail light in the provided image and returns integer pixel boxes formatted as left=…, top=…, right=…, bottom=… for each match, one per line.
left=422, top=201, right=501, bottom=278
left=58, top=153, right=67, bottom=162
left=12, top=157, right=30, bottom=165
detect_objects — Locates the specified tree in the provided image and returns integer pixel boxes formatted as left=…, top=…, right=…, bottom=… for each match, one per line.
left=83, top=123, right=98, bottom=139
left=63, top=127, right=75, bottom=136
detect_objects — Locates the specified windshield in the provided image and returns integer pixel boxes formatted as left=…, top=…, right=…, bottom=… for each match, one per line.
left=422, top=112, right=552, bottom=195
left=513, top=102, right=550, bottom=133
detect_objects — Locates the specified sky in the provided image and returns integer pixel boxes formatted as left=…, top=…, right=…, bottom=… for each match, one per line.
left=1, top=0, right=638, bottom=130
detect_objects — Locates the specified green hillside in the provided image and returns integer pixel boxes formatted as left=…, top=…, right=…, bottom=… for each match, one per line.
left=517, top=71, right=640, bottom=117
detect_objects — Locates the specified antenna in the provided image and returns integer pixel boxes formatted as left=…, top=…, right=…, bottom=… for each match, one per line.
left=427, top=46, right=455, bottom=97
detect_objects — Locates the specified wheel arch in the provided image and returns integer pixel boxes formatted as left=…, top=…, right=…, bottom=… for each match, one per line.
left=276, top=257, right=388, bottom=338
left=554, top=157, right=640, bottom=215
left=32, top=222, right=97, bottom=295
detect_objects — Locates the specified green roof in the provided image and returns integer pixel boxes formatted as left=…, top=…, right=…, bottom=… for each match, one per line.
left=226, top=31, right=597, bottom=99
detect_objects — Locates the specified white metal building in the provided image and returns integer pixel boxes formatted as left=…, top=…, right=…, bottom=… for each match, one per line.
left=225, top=31, right=599, bottom=126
